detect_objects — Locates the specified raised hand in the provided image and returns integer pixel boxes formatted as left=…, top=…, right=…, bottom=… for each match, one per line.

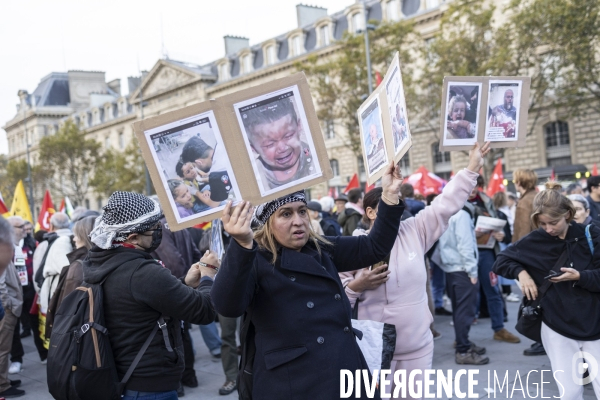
left=381, top=161, right=403, bottom=205
left=466, top=142, right=491, bottom=173
left=222, top=200, right=254, bottom=249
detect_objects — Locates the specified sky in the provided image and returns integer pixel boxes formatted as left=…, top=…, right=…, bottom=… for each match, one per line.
left=0, top=0, right=353, bottom=154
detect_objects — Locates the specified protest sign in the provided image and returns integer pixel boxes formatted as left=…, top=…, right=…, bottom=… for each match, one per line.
left=440, top=76, right=530, bottom=152
left=475, top=216, right=507, bottom=249
left=134, top=72, right=332, bottom=230
left=357, top=52, right=412, bottom=185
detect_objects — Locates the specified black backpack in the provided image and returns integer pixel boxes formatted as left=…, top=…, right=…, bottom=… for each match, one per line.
left=47, top=276, right=171, bottom=400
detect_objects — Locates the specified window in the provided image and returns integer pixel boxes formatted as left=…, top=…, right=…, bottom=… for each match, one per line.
left=97, top=198, right=103, bottom=210
left=402, top=0, right=421, bottom=16
left=399, top=151, right=411, bottom=176
left=545, top=121, right=571, bottom=167
left=218, top=62, right=229, bottom=81
left=118, top=131, right=124, bottom=149
left=386, top=0, right=400, bottom=21
left=357, top=157, right=366, bottom=182
left=324, top=120, right=335, bottom=139
left=104, top=135, right=111, bottom=149
left=330, top=159, right=340, bottom=177
left=265, top=45, right=277, bottom=65
left=352, top=12, right=364, bottom=33
left=241, top=54, right=253, bottom=74
left=432, top=142, right=451, bottom=180
left=319, top=25, right=330, bottom=47
left=85, top=199, right=90, bottom=209
left=425, top=0, right=439, bottom=9
left=291, top=35, right=304, bottom=57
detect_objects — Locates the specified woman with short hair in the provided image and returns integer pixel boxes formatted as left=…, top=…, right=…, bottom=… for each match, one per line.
left=212, top=162, right=405, bottom=400
left=567, top=194, right=595, bottom=226
left=494, top=183, right=600, bottom=399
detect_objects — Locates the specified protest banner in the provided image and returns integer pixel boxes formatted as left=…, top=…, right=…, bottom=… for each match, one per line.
left=133, top=72, right=332, bottom=230
left=357, top=52, right=412, bottom=185
left=440, top=76, right=530, bottom=152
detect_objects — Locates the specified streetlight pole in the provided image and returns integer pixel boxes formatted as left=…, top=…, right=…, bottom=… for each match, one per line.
left=359, top=4, right=376, bottom=95
left=140, top=83, right=152, bottom=196
left=22, top=104, right=35, bottom=218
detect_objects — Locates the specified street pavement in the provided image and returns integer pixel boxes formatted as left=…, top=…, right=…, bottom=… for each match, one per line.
left=13, top=285, right=598, bottom=399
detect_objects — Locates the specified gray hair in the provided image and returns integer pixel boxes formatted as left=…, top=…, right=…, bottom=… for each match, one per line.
left=7, top=216, right=24, bottom=226
left=319, top=196, right=334, bottom=213
left=0, top=216, right=15, bottom=246
left=50, top=212, right=71, bottom=229
left=567, top=194, right=589, bottom=210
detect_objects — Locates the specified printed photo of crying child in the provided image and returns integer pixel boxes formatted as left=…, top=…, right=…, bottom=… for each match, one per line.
left=234, top=85, right=322, bottom=196
left=144, top=111, right=241, bottom=223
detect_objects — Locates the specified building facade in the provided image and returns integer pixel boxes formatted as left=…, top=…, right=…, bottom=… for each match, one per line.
left=4, top=0, right=598, bottom=211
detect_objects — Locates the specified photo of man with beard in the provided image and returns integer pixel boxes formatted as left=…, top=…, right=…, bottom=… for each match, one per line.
left=485, top=81, right=521, bottom=141
left=239, top=92, right=319, bottom=194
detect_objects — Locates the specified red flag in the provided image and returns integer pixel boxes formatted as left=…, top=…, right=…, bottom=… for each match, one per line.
left=0, top=198, right=8, bottom=215
left=35, top=190, right=55, bottom=232
left=405, top=166, right=447, bottom=195
left=375, top=71, right=383, bottom=87
left=550, top=169, right=556, bottom=181
left=343, top=174, right=360, bottom=194
left=593, top=164, right=598, bottom=176
left=486, top=158, right=505, bottom=197
left=365, top=183, right=376, bottom=193
left=59, top=198, right=66, bottom=213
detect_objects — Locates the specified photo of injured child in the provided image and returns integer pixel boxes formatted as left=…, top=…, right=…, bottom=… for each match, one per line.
left=385, top=65, right=410, bottom=155
left=443, top=82, right=481, bottom=147
left=485, top=80, right=521, bottom=142
left=144, top=111, right=241, bottom=223
left=235, top=85, right=322, bottom=196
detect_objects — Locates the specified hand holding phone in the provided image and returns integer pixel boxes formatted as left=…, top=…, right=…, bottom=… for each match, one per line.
left=544, top=270, right=564, bottom=280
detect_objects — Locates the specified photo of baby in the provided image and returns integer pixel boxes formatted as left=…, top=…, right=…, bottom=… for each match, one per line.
left=443, top=82, right=481, bottom=147
left=359, top=97, right=388, bottom=176
left=485, top=80, right=522, bottom=142
left=144, top=111, right=241, bottom=223
left=234, top=85, right=322, bottom=196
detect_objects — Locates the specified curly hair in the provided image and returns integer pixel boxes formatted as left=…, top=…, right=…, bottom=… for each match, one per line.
left=447, top=95, right=468, bottom=118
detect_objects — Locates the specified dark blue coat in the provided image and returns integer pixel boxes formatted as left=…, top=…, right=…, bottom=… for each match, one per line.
left=212, top=200, right=404, bottom=400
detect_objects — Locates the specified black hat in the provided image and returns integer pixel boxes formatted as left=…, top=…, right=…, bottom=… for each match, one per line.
left=307, top=201, right=322, bottom=212
left=334, top=194, right=348, bottom=203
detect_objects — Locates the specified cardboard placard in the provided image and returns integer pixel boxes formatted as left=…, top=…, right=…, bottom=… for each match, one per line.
left=440, top=76, right=531, bottom=152
left=357, top=52, right=412, bottom=185
left=133, top=72, right=333, bottom=231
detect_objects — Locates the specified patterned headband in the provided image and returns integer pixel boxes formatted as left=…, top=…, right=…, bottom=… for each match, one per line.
left=253, top=191, right=307, bottom=226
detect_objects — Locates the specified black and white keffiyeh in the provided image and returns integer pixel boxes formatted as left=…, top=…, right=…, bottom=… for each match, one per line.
left=253, top=190, right=307, bottom=226
left=90, top=191, right=162, bottom=249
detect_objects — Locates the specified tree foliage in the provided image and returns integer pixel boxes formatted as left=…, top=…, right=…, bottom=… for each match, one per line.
left=0, top=154, right=49, bottom=207
left=38, top=120, right=101, bottom=206
left=299, top=19, right=417, bottom=156
left=90, top=140, right=147, bottom=198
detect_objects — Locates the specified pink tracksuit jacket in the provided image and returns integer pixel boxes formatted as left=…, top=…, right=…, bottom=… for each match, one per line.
left=339, top=168, right=478, bottom=360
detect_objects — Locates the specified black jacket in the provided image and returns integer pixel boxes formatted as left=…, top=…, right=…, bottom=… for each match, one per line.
left=338, top=207, right=363, bottom=236
left=83, top=246, right=216, bottom=392
left=212, top=200, right=404, bottom=400
left=587, top=195, right=600, bottom=222
left=493, top=223, right=600, bottom=340
left=151, top=218, right=202, bottom=277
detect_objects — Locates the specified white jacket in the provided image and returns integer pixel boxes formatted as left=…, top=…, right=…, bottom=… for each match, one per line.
left=39, top=229, right=73, bottom=313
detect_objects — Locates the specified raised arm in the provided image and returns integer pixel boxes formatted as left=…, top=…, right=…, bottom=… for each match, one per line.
left=414, top=142, right=489, bottom=251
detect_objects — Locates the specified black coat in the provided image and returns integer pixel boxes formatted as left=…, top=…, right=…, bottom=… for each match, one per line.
left=84, top=246, right=216, bottom=392
left=212, top=200, right=404, bottom=400
left=493, top=223, right=600, bottom=340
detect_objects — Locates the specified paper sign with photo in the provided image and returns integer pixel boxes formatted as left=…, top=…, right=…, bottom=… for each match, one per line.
left=442, top=82, right=481, bottom=147
left=360, top=97, right=389, bottom=177
left=384, top=56, right=411, bottom=156
left=233, top=85, right=322, bottom=197
left=485, top=80, right=522, bottom=142
left=439, top=76, right=530, bottom=152
left=143, top=111, right=242, bottom=224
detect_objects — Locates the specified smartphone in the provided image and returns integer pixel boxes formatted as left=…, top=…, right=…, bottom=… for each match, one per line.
left=544, top=270, right=564, bottom=280
left=370, top=261, right=388, bottom=273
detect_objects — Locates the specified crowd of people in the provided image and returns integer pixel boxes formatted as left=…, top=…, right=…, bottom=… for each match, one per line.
left=0, top=150, right=599, bottom=399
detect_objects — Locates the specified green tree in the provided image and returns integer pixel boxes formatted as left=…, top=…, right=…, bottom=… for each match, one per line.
left=38, top=120, right=101, bottom=206
left=299, top=19, right=417, bottom=156
left=90, top=140, right=147, bottom=197
left=0, top=155, right=28, bottom=206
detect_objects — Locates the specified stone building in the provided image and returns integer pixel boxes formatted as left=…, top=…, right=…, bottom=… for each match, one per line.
left=4, top=0, right=597, bottom=211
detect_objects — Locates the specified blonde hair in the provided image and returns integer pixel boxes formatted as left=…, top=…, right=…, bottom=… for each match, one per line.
left=492, top=191, right=507, bottom=209
left=447, top=95, right=467, bottom=118
left=513, top=169, right=538, bottom=191
left=531, top=182, right=575, bottom=228
left=254, top=214, right=332, bottom=264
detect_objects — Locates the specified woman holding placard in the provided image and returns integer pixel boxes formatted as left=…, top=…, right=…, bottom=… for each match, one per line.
left=211, top=162, right=405, bottom=400
left=339, top=142, right=490, bottom=397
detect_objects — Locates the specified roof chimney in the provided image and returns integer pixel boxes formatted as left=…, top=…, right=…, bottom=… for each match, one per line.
left=296, top=4, right=328, bottom=28
left=224, top=36, right=250, bottom=56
